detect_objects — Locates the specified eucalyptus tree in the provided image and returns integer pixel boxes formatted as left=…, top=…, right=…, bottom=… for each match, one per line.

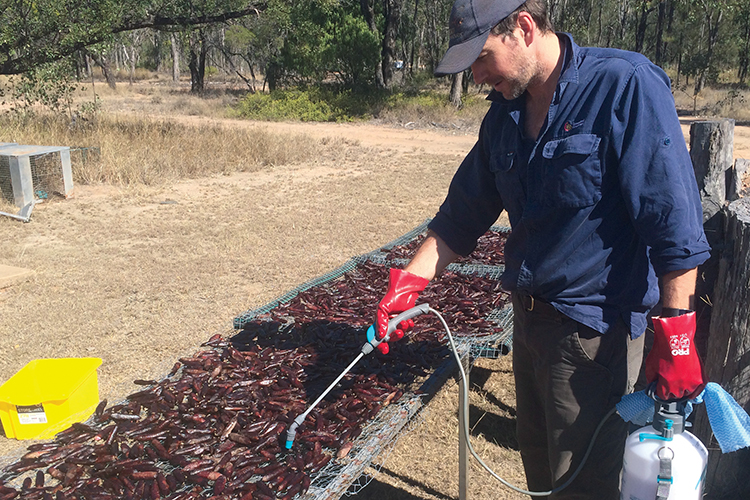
left=0, top=0, right=268, bottom=76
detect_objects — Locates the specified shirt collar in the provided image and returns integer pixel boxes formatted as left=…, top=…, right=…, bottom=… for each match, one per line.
left=485, top=32, right=579, bottom=105
left=557, top=33, right=578, bottom=85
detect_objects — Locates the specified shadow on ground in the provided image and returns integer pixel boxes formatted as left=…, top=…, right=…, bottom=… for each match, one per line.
left=349, top=467, right=454, bottom=500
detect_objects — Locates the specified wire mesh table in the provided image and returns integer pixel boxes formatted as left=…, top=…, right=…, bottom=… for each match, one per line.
left=0, top=220, right=513, bottom=500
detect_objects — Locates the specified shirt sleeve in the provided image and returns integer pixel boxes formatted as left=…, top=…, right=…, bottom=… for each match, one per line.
left=428, top=114, right=505, bottom=256
left=610, top=62, right=710, bottom=277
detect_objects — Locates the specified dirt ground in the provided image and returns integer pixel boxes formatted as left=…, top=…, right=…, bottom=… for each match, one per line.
left=1, top=89, right=749, bottom=500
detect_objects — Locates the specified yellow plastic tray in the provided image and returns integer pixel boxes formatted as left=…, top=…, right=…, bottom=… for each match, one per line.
left=0, top=358, right=102, bottom=440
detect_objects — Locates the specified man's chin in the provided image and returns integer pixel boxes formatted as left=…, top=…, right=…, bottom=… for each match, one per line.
left=494, top=81, right=526, bottom=100
left=499, top=88, right=525, bottom=100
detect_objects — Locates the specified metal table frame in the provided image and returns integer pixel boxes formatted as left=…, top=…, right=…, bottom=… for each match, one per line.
left=459, top=356, right=471, bottom=500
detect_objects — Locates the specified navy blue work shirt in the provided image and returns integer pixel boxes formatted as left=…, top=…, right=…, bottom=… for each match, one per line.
left=428, top=34, right=710, bottom=338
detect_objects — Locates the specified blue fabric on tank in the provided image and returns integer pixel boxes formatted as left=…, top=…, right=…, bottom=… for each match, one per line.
left=617, top=383, right=750, bottom=454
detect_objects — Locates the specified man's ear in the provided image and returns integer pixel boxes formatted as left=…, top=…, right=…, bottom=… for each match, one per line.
left=516, top=11, right=535, bottom=46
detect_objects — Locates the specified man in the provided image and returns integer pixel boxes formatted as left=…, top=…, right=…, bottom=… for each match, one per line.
left=375, top=0, right=710, bottom=497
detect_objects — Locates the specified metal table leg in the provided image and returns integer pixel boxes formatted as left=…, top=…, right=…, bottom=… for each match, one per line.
left=458, top=355, right=470, bottom=500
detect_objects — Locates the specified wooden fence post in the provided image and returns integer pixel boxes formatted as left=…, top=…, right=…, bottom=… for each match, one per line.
left=690, top=119, right=735, bottom=222
left=729, top=158, right=750, bottom=202
left=692, top=197, right=750, bottom=499
left=688, top=120, right=750, bottom=498
left=690, top=120, right=736, bottom=354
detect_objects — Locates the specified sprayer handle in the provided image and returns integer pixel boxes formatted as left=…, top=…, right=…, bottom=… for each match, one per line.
left=385, top=303, right=430, bottom=339
left=364, top=303, right=430, bottom=355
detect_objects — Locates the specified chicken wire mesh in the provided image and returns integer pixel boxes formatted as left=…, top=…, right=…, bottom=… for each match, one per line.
left=336, top=339, right=476, bottom=498
left=29, top=152, right=66, bottom=200
left=233, top=257, right=366, bottom=329
left=0, top=157, right=14, bottom=209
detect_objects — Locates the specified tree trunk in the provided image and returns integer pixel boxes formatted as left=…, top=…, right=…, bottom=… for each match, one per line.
left=728, top=159, right=750, bottom=202
left=188, top=31, right=207, bottom=94
left=359, top=0, right=385, bottom=88
left=634, top=2, right=652, bottom=54
left=128, top=45, right=137, bottom=86
left=88, top=52, right=117, bottom=90
left=381, top=0, right=403, bottom=88
left=690, top=119, right=735, bottom=352
left=695, top=10, right=723, bottom=95
left=73, top=51, right=83, bottom=81
left=154, top=31, right=163, bottom=74
left=409, top=0, right=420, bottom=75
left=690, top=119, right=735, bottom=224
left=584, top=0, right=593, bottom=45
left=692, top=197, right=750, bottom=500
left=654, top=1, right=666, bottom=65
left=171, top=33, right=181, bottom=84
left=449, top=71, right=463, bottom=108
left=558, top=0, right=568, bottom=31
left=739, top=13, right=750, bottom=84
left=618, top=0, right=630, bottom=43
left=663, top=0, right=675, bottom=65
left=462, top=68, right=471, bottom=94
left=676, top=31, right=684, bottom=88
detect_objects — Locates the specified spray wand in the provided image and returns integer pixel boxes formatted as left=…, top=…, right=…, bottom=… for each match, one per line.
left=284, top=304, right=431, bottom=450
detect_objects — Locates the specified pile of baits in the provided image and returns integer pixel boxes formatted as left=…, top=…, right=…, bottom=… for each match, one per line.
left=265, top=261, right=508, bottom=340
left=0, top=259, right=508, bottom=500
left=384, top=230, right=507, bottom=266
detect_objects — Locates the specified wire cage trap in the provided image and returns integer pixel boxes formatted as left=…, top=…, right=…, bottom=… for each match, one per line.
left=0, top=145, right=74, bottom=209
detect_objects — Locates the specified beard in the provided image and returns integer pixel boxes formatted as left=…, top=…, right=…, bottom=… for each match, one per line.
left=494, top=36, right=544, bottom=100
left=499, top=57, right=543, bottom=100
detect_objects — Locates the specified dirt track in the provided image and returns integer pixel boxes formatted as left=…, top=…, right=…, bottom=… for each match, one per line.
left=1, top=110, right=748, bottom=499
left=125, top=112, right=750, bottom=161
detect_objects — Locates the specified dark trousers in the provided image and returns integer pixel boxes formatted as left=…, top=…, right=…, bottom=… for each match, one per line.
left=511, top=293, right=644, bottom=499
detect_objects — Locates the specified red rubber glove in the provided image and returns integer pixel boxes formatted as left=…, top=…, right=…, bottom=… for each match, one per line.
left=645, top=311, right=707, bottom=401
left=375, top=269, right=429, bottom=354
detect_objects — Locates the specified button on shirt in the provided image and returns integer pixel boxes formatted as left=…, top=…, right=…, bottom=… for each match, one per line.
left=428, top=34, right=710, bottom=338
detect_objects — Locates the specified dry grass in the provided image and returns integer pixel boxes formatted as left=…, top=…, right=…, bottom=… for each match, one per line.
left=367, top=356, right=527, bottom=500
left=111, top=67, right=160, bottom=82
left=374, top=91, right=490, bottom=133
left=672, top=85, right=750, bottom=122
left=0, top=113, right=321, bottom=186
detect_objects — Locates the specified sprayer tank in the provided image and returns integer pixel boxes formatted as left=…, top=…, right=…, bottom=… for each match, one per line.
left=620, top=423, right=708, bottom=500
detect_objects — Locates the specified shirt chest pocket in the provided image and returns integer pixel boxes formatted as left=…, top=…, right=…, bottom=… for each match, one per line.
left=489, top=149, right=525, bottom=218
left=540, top=134, right=602, bottom=208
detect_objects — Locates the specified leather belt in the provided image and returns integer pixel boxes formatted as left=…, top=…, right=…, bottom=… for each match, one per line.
left=516, top=293, right=556, bottom=315
left=525, top=295, right=536, bottom=311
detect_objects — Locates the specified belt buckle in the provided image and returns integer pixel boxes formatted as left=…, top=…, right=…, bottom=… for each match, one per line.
left=526, top=295, right=535, bottom=312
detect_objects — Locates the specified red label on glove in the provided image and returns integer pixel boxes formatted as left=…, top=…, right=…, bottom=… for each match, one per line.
left=645, top=311, right=707, bottom=401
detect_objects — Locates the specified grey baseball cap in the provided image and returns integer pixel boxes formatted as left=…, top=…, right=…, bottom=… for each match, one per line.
left=434, top=0, right=526, bottom=77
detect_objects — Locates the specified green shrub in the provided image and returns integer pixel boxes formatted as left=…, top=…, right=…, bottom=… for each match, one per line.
left=233, top=89, right=336, bottom=121
left=232, top=86, right=490, bottom=124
